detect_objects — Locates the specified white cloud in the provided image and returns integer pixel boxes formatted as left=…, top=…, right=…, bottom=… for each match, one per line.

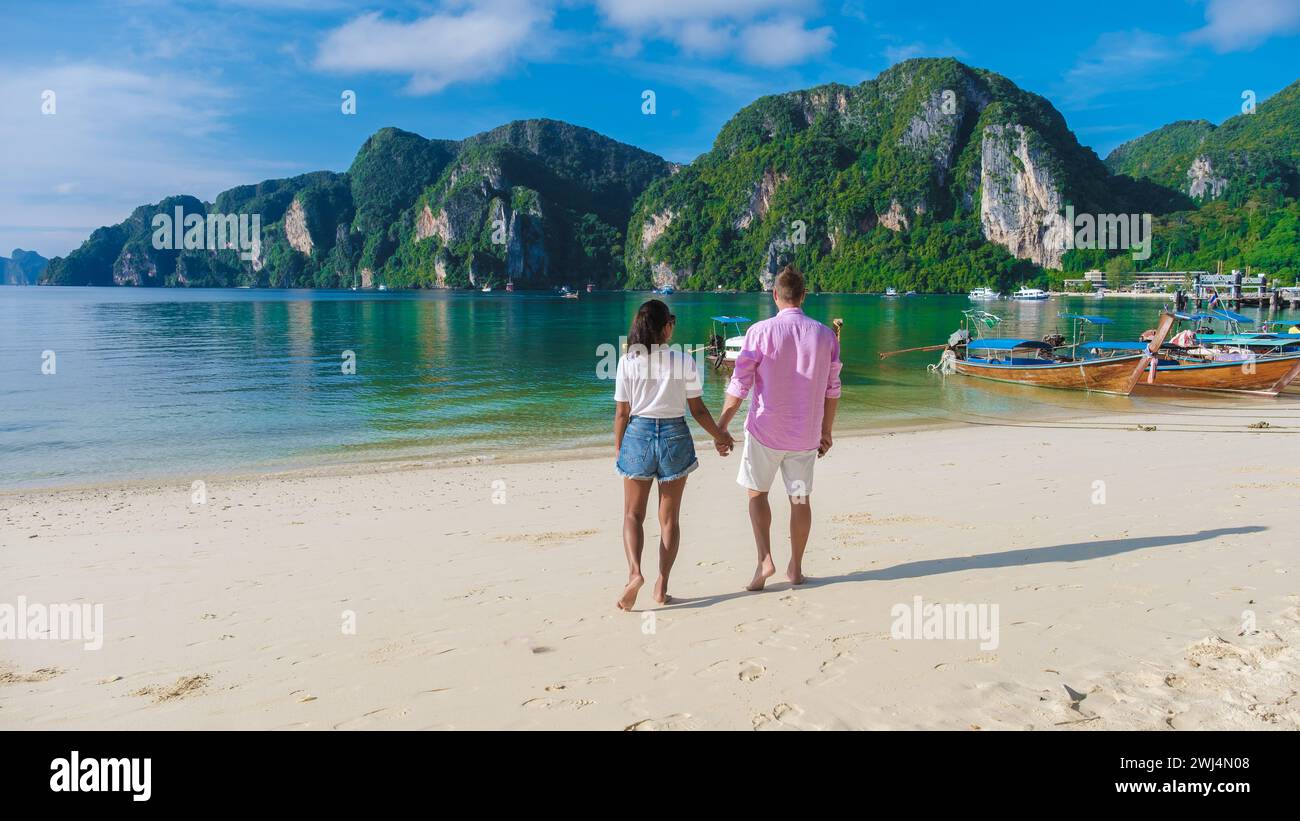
left=595, top=0, right=800, bottom=29
left=675, top=20, right=737, bottom=57
left=1059, top=30, right=1181, bottom=104
left=0, top=63, right=279, bottom=257
left=314, top=1, right=556, bottom=94
left=593, top=0, right=831, bottom=67
left=739, top=18, right=834, bottom=67
left=1186, top=0, right=1300, bottom=52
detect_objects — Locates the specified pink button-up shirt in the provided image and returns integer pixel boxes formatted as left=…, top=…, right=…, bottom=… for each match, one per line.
left=725, top=307, right=843, bottom=451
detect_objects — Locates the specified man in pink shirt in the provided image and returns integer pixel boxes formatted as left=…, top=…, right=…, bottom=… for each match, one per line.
left=718, top=265, right=842, bottom=591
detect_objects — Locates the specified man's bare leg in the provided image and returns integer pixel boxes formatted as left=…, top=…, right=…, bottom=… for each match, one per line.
left=618, top=478, right=653, bottom=610
left=653, top=476, right=687, bottom=603
left=746, top=490, right=776, bottom=591
left=788, top=494, right=811, bottom=584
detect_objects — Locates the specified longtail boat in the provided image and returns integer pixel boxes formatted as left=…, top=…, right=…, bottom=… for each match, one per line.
left=1176, top=310, right=1300, bottom=351
left=704, top=315, right=843, bottom=372
left=1083, top=341, right=1300, bottom=397
left=933, top=310, right=1174, bottom=395
left=704, top=315, right=750, bottom=372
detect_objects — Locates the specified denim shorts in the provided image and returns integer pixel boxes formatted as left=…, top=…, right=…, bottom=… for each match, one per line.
left=616, top=416, right=699, bottom=482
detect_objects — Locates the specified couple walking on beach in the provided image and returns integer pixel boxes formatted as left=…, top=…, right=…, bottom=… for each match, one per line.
left=612, top=265, right=843, bottom=610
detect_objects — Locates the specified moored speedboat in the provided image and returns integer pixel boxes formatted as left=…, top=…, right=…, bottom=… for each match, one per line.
left=883, top=287, right=899, bottom=298
left=1011, top=287, right=1049, bottom=301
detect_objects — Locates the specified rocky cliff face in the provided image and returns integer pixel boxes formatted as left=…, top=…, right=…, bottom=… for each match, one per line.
left=45, top=121, right=670, bottom=289
left=283, top=199, right=314, bottom=255
left=735, top=169, right=787, bottom=230
left=1, top=248, right=48, bottom=285
left=626, top=57, right=1127, bottom=288
left=1106, top=81, right=1300, bottom=202
left=978, top=125, right=1068, bottom=269
left=1186, top=155, right=1229, bottom=200
left=386, top=122, right=671, bottom=289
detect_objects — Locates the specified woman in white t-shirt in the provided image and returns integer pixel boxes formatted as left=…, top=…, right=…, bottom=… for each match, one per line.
left=613, top=299, right=733, bottom=611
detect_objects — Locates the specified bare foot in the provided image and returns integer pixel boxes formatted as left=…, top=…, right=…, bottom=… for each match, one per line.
left=787, top=566, right=805, bottom=586
left=653, top=576, right=672, bottom=604
left=746, top=557, right=776, bottom=591
left=616, top=574, right=644, bottom=611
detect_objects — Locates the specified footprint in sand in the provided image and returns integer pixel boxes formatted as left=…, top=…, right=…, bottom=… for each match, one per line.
left=523, top=696, right=595, bottom=710
left=753, top=703, right=817, bottom=730
left=333, top=708, right=409, bottom=729
left=805, top=632, right=885, bottom=687
left=734, top=618, right=773, bottom=633
left=738, top=659, right=766, bottom=682
left=758, top=626, right=808, bottom=651
left=546, top=672, right=616, bottom=691
left=624, top=713, right=698, bottom=731
left=695, top=660, right=731, bottom=678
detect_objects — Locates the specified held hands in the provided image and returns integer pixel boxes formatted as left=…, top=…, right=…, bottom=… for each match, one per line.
left=714, top=430, right=735, bottom=457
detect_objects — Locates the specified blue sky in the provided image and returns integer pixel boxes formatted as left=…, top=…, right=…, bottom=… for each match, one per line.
left=3, top=0, right=1299, bottom=257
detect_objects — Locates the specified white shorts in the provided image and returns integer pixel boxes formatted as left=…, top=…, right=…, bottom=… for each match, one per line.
left=736, top=434, right=818, bottom=497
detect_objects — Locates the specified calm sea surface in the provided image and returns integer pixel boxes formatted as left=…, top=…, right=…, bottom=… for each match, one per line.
left=3, top=286, right=1296, bottom=489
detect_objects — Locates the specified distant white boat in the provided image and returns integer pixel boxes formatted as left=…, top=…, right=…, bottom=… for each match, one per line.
left=481, top=284, right=492, bottom=292
left=1011, top=287, right=1048, bottom=301
left=377, top=284, right=387, bottom=291
left=883, top=287, right=899, bottom=298
left=968, top=287, right=1000, bottom=301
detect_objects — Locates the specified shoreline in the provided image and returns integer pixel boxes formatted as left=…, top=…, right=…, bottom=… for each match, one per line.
left=4, top=389, right=1294, bottom=496
left=0, top=414, right=963, bottom=497
left=3, top=405, right=1298, bottom=730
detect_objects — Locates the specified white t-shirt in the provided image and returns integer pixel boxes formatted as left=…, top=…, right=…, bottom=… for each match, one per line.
left=614, top=348, right=703, bottom=418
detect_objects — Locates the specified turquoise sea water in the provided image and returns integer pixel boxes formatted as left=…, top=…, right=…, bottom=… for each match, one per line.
left=2, top=286, right=1296, bottom=489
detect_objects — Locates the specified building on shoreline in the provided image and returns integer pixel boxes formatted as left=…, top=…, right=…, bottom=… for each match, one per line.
left=1063, top=269, right=1204, bottom=293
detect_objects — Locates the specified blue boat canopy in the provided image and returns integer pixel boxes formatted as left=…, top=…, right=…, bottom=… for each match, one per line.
left=1058, top=313, right=1114, bottom=324
left=1082, top=341, right=1148, bottom=351
left=711, top=316, right=750, bottom=323
left=1207, top=309, right=1254, bottom=324
left=968, top=339, right=1053, bottom=351
left=1174, top=311, right=1217, bottom=321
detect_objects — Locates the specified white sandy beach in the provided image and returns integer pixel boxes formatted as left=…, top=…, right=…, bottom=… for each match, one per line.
left=2, top=404, right=1299, bottom=731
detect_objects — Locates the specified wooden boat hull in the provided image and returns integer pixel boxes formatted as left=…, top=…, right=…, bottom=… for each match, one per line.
left=954, top=353, right=1150, bottom=395
left=707, top=353, right=736, bottom=372
left=951, top=312, right=1174, bottom=396
left=1139, top=352, right=1300, bottom=397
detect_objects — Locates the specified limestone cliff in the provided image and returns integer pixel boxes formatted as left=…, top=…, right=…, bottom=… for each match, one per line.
left=978, top=125, right=1068, bottom=269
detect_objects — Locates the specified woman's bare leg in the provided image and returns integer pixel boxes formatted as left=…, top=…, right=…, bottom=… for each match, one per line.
left=618, top=478, right=653, bottom=611
left=653, top=476, right=687, bottom=603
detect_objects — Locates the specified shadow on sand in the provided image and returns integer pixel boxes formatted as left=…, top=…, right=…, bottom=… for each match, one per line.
left=659, top=525, right=1267, bottom=612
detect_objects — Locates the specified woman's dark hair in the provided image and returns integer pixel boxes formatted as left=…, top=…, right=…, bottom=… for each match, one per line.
left=627, top=299, right=675, bottom=355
